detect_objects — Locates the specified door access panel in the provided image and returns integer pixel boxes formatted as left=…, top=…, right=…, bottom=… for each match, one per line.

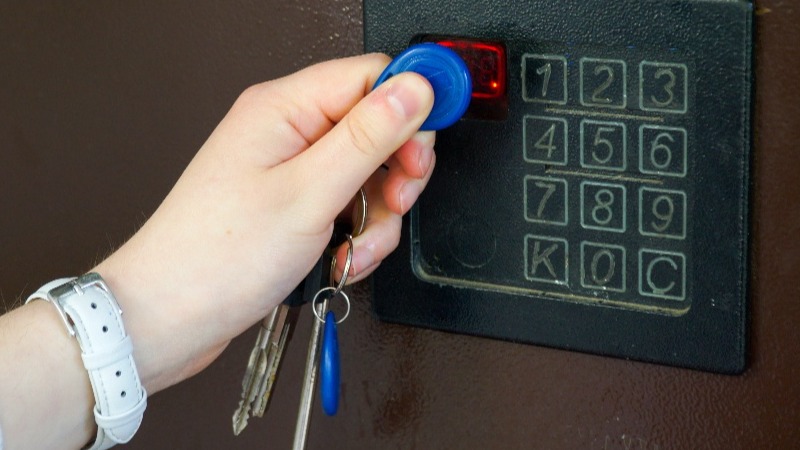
left=368, top=0, right=753, bottom=373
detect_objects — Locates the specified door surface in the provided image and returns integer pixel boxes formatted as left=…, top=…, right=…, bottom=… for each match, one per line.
left=0, top=1, right=798, bottom=448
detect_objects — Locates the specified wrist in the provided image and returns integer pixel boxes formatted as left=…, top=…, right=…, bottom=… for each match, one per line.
left=0, top=300, right=95, bottom=449
left=25, top=274, right=147, bottom=449
left=92, top=248, right=229, bottom=394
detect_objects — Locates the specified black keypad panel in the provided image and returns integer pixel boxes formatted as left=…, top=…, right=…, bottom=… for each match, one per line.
left=368, top=0, right=752, bottom=373
left=414, top=44, right=696, bottom=315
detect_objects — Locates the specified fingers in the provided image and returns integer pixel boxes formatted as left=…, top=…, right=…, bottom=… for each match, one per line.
left=331, top=133, right=436, bottom=283
left=331, top=170, right=397, bottom=284
left=382, top=131, right=436, bottom=214
left=283, top=71, right=434, bottom=221
left=212, top=53, right=394, bottom=169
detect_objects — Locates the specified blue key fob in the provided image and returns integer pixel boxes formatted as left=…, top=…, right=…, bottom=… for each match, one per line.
left=373, top=43, right=472, bottom=131
left=320, top=310, right=340, bottom=416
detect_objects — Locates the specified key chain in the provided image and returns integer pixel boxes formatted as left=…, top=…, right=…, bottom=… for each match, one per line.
left=315, top=43, right=473, bottom=417
left=294, top=44, right=472, bottom=448
left=315, top=234, right=353, bottom=416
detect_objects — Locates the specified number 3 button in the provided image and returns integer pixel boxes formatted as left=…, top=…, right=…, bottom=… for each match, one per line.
left=639, top=61, right=688, bottom=114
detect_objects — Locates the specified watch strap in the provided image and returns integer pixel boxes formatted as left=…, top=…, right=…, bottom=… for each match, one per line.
left=27, top=274, right=147, bottom=450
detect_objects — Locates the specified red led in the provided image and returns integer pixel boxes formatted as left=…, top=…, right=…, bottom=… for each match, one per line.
left=437, top=39, right=507, bottom=100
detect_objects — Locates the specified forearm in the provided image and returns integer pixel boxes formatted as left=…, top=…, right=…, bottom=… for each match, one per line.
left=0, top=53, right=435, bottom=450
left=0, top=301, right=94, bottom=449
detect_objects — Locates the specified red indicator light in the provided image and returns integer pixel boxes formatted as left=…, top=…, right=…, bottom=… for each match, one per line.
left=414, top=35, right=508, bottom=121
left=436, top=39, right=507, bottom=100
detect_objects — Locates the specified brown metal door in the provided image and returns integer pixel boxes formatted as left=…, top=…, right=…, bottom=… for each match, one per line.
left=1, top=1, right=797, bottom=448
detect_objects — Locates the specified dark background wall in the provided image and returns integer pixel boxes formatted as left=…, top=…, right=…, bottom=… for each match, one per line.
left=1, top=1, right=798, bottom=448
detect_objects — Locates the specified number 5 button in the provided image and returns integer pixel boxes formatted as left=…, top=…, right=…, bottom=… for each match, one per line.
left=580, top=120, right=627, bottom=171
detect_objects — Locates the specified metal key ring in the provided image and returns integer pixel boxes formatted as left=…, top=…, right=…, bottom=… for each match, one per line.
left=311, top=286, right=351, bottom=325
left=329, top=234, right=354, bottom=297
left=353, top=187, right=368, bottom=238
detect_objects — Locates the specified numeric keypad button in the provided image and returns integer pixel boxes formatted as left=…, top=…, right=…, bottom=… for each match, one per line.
left=580, top=181, right=627, bottom=233
left=580, top=120, right=627, bottom=171
left=522, top=54, right=568, bottom=105
left=580, top=242, right=626, bottom=292
left=639, top=125, right=687, bottom=177
left=580, top=58, right=627, bottom=109
left=639, top=187, right=687, bottom=239
left=523, top=115, right=568, bottom=165
left=639, top=61, right=688, bottom=114
left=524, top=176, right=568, bottom=225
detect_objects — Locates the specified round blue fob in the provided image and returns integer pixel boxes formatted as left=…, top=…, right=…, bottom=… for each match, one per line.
left=373, top=43, right=472, bottom=131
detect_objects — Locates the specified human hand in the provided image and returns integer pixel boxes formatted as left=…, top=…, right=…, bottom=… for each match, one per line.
left=93, top=53, right=435, bottom=393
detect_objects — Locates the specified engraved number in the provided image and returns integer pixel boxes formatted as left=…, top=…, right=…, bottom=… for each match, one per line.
left=651, top=68, right=676, bottom=107
left=649, top=132, right=675, bottom=169
left=534, top=181, right=557, bottom=218
left=536, top=63, right=552, bottom=98
left=651, top=195, right=675, bottom=232
left=591, top=127, right=616, bottom=164
left=535, top=124, right=557, bottom=158
left=591, top=65, right=614, bottom=104
left=592, top=189, right=615, bottom=225
left=590, top=249, right=616, bottom=286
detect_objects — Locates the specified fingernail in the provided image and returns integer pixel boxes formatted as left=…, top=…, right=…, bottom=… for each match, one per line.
left=399, top=181, right=423, bottom=214
left=418, top=141, right=434, bottom=176
left=386, top=75, right=428, bottom=119
left=352, top=244, right=375, bottom=276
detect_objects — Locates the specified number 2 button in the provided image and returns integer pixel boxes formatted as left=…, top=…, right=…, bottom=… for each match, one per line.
left=580, top=58, right=627, bottom=109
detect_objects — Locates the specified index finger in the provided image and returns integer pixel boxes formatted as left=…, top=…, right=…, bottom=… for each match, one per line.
left=262, top=53, right=393, bottom=148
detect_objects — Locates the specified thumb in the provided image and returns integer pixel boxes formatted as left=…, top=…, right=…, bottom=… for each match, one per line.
left=286, top=72, right=434, bottom=218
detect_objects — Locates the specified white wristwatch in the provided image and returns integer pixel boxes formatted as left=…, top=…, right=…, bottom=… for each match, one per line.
left=27, top=273, right=147, bottom=450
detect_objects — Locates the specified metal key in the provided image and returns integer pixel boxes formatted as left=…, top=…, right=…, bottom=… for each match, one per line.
left=250, top=304, right=290, bottom=417
left=293, top=235, right=354, bottom=449
left=232, top=304, right=289, bottom=434
left=232, top=260, right=323, bottom=435
left=292, top=294, right=328, bottom=450
left=291, top=191, right=365, bottom=448
left=233, top=188, right=366, bottom=439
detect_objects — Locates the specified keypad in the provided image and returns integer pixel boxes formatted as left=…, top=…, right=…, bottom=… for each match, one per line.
left=518, top=49, right=692, bottom=311
left=369, top=0, right=752, bottom=373
left=411, top=46, right=694, bottom=313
